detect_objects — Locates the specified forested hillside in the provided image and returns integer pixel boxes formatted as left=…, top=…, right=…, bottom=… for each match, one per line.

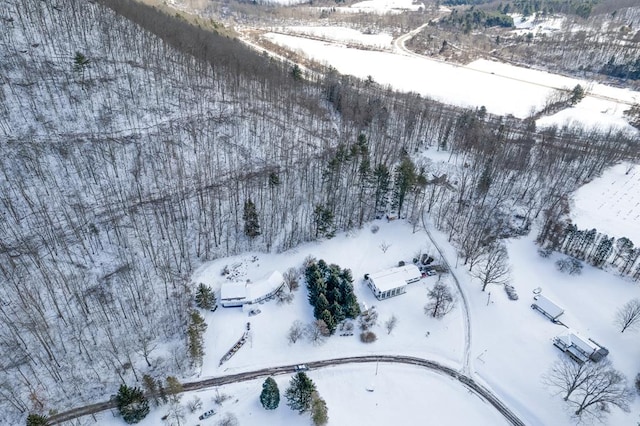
left=0, top=0, right=638, bottom=423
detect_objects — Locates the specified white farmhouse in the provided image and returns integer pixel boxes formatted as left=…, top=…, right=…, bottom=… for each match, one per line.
left=220, top=271, right=285, bottom=308
left=367, top=265, right=422, bottom=300
left=553, top=331, right=609, bottom=364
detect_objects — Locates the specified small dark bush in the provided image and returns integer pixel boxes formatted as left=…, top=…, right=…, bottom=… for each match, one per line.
left=360, top=331, right=377, bottom=343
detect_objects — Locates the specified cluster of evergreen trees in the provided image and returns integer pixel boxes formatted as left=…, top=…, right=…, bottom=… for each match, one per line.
left=305, top=260, right=360, bottom=334
left=539, top=223, right=640, bottom=280
left=440, top=8, right=514, bottom=33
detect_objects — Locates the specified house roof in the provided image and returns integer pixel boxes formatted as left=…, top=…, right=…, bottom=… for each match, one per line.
left=246, top=271, right=284, bottom=301
left=220, top=271, right=284, bottom=303
left=368, top=265, right=421, bottom=293
left=555, top=331, right=600, bottom=362
left=533, top=295, right=564, bottom=318
left=220, top=281, right=247, bottom=301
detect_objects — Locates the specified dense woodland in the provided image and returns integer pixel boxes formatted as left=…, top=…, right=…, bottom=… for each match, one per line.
left=0, top=0, right=639, bottom=423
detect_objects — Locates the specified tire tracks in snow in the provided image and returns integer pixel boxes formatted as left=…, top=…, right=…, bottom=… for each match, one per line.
left=49, top=356, right=524, bottom=426
left=421, top=215, right=473, bottom=376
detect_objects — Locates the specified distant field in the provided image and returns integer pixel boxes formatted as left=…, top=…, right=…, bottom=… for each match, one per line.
left=571, top=162, right=640, bottom=242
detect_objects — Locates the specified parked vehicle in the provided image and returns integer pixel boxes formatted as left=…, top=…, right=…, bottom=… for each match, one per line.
left=199, top=409, right=215, bottom=420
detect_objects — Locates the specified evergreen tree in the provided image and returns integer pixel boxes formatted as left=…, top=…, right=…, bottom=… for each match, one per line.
left=26, top=414, right=49, bottom=426
left=187, top=310, right=207, bottom=367
left=291, top=64, right=303, bottom=81
left=591, top=236, right=613, bottom=267
left=194, top=283, right=216, bottom=310
left=319, top=309, right=336, bottom=334
left=310, top=392, right=329, bottom=426
left=392, top=156, right=416, bottom=215
left=285, top=372, right=317, bottom=413
left=313, top=205, right=335, bottom=238
left=115, top=384, right=150, bottom=424
left=373, top=164, right=390, bottom=214
left=260, top=377, right=280, bottom=410
left=570, top=84, right=586, bottom=105
left=243, top=199, right=261, bottom=238
left=313, top=293, right=330, bottom=319
left=73, top=51, right=90, bottom=83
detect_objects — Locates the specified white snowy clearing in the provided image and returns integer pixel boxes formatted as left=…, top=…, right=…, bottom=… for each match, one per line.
left=571, top=162, right=640, bottom=242
left=91, top=212, right=639, bottom=425
left=274, top=26, right=393, bottom=48
left=511, top=13, right=567, bottom=35
left=263, top=30, right=639, bottom=132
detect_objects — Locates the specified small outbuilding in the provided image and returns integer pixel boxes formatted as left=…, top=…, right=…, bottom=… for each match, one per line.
left=553, top=331, right=609, bottom=364
left=367, top=265, right=421, bottom=300
left=220, top=271, right=285, bottom=308
left=531, top=294, right=564, bottom=322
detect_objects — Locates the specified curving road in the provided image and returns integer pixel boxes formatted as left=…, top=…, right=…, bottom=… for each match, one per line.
left=421, top=214, right=473, bottom=375
left=48, top=356, right=524, bottom=426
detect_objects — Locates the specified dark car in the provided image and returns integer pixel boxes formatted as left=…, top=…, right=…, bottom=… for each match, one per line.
left=199, top=409, right=215, bottom=420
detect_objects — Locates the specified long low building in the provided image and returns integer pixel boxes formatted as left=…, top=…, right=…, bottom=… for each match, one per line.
left=367, top=264, right=422, bottom=300
left=220, top=271, right=285, bottom=308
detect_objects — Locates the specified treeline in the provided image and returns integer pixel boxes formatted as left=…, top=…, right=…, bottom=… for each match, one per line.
left=440, top=8, right=514, bottom=33
left=305, top=259, right=360, bottom=334
left=443, top=0, right=596, bottom=17
left=538, top=224, right=640, bottom=279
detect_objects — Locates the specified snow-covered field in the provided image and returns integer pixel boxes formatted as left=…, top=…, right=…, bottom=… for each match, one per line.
left=90, top=215, right=638, bottom=425
left=511, top=13, right=567, bottom=35
left=276, top=26, right=393, bottom=48
left=264, top=31, right=639, bottom=130
left=571, top=162, right=640, bottom=242
left=96, top=364, right=509, bottom=426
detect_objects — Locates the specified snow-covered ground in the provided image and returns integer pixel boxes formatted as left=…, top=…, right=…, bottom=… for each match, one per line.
left=511, top=13, right=567, bottom=35
left=95, top=364, right=510, bottom=426
left=87, top=215, right=638, bottom=425
left=571, top=162, right=640, bottom=242
left=277, top=26, right=393, bottom=48
left=263, top=31, right=639, bottom=130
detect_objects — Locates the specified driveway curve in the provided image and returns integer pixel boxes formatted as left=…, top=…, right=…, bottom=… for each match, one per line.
left=49, top=355, right=524, bottom=426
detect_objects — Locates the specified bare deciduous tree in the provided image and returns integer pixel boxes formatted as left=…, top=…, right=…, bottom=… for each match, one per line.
left=615, top=298, right=640, bottom=333
left=305, top=320, right=329, bottom=345
left=425, top=283, right=455, bottom=318
left=186, top=396, right=202, bottom=413
left=385, top=315, right=398, bottom=334
left=287, top=320, right=305, bottom=344
left=544, top=358, right=633, bottom=421
left=472, top=245, right=511, bottom=291
left=283, top=267, right=300, bottom=291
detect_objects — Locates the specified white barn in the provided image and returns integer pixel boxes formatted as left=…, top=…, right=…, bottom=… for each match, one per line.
left=220, top=271, right=285, bottom=308
left=367, top=265, right=421, bottom=300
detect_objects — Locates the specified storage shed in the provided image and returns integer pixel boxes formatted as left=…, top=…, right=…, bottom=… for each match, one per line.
left=367, top=265, right=421, bottom=300
left=531, top=294, right=565, bottom=322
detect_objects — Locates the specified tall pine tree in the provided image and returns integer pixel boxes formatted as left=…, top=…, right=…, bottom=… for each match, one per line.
left=285, top=372, right=316, bottom=413
left=194, top=283, right=216, bottom=310
left=115, top=384, right=150, bottom=424
left=187, top=310, right=207, bottom=367
left=243, top=199, right=261, bottom=238
left=260, top=377, right=280, bottom=410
